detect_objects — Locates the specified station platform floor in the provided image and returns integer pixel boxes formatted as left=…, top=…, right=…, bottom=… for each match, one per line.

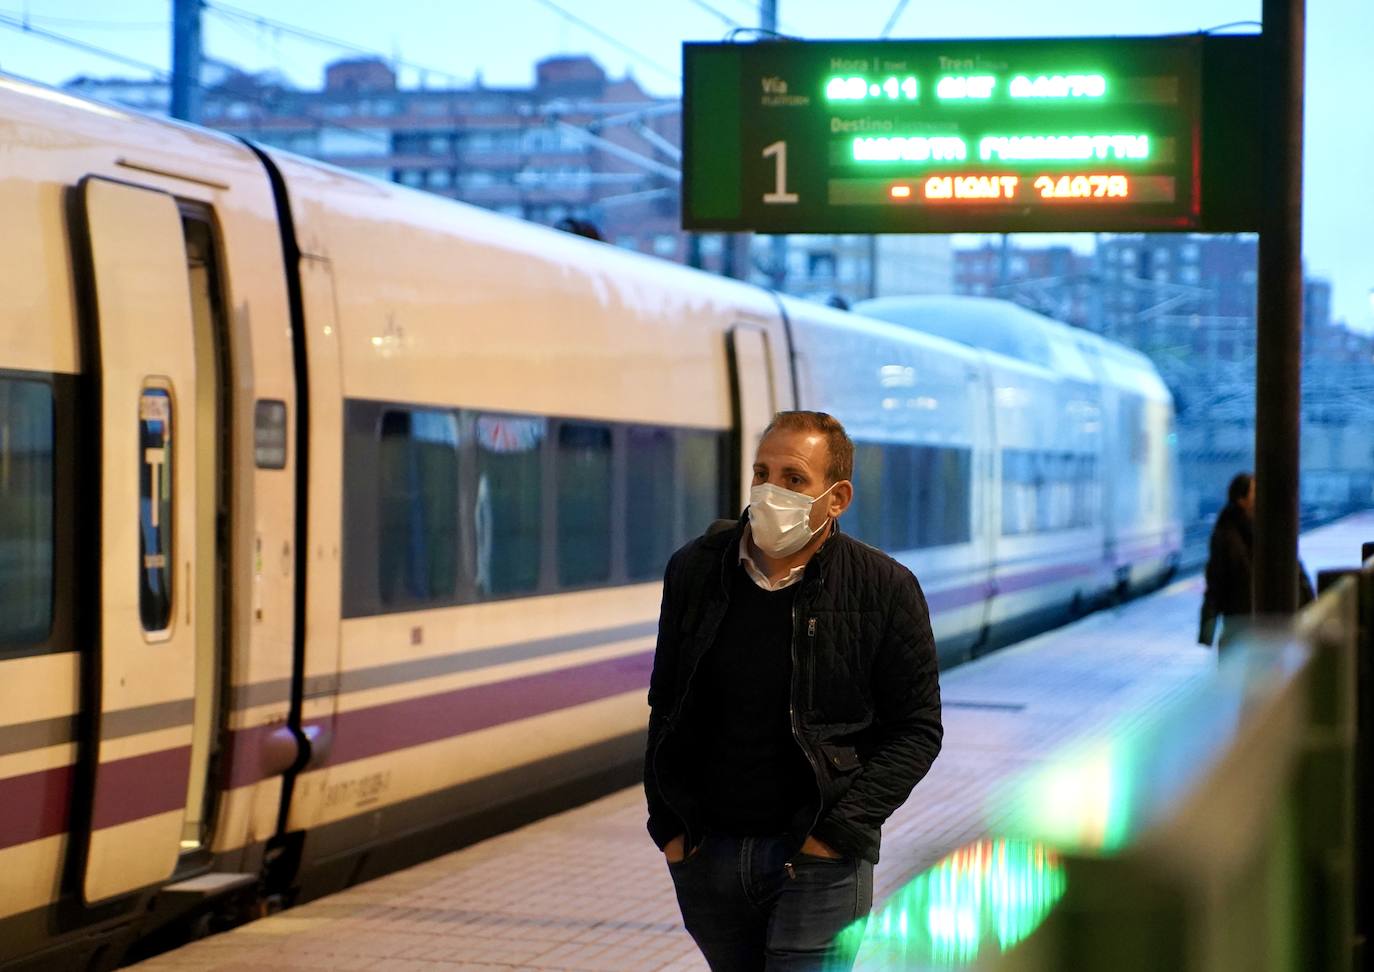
left=132, top=513, right=1372, bottom=972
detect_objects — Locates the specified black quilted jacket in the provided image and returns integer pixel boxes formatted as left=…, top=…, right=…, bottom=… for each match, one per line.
left=644, top=514, right=943, bottom=864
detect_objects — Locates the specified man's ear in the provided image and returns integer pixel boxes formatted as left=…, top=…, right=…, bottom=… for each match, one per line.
left=828, top=480, right=854, bottom=518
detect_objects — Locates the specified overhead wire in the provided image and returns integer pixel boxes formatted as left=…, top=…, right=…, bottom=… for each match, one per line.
left=0, top=4, right=681, bottom=160
left=685, top=0, right=742, bottom=31
left=0, top=11, right=393, bottom=149
left=880, top=0, right=911, bottom=38
left=528, top=0, right=680, bottom=82
left=0, top=9, right=164, bottom=29
left=0, top=11, right=170, bottom=78
left=206, top=1, right=470, bottom=87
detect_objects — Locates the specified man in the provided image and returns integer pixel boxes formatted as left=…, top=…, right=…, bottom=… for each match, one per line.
left=1201, top=472, right=1315, bottom=651
left=644, top=410, right=943, bottom=971
left=1201, top=472, right=1256, bottom=650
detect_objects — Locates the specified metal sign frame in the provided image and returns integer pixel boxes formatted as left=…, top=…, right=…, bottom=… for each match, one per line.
left=683, top=34, right=1262, bottom=234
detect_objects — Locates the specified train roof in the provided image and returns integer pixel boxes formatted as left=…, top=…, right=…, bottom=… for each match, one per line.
left=852, top=294, right=1171, bottom=401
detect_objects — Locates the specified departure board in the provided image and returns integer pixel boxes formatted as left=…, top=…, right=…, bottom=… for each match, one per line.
left=683, top=36, right=1261, bottom=233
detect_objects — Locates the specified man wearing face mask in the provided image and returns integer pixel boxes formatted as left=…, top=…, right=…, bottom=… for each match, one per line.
left=645, top=410, right=943, bottom=971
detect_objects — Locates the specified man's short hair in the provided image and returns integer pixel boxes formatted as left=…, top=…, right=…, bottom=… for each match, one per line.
left=760, top=411, right=854, bottom=484
left=1228, top=472, right=1253, bottom=504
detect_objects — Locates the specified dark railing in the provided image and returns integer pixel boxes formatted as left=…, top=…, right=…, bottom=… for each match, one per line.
left=835, top=533, right=1371, bottom=970
left=988, top=551, right=1370, bottom=970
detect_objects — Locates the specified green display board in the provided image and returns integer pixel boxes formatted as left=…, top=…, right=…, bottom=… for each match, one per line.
left=683, top=35, right=1261, bottom=233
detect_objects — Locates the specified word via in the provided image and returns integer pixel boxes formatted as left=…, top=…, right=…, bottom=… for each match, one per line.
left=853, top=135, right=967, bottom=162
left=936, top=75, right=996, bottom=99
left=979, top=134, right=1149, bottom=162
left=1033, top=174, right=1129, bottom=199
left=826, top=75, right=919, bottom=101
left=1009, top=74, right=1107, bottom=98
left=924, top=175, right=1021, bottom=200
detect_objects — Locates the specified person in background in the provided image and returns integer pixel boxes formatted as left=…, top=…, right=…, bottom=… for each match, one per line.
left=644, top=410, right=943, bottom=971
left=1200, top=472, right=1314, bottom=651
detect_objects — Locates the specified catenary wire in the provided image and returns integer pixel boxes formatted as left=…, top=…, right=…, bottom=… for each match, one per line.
left=528, top=0, right=680, bottom=82
left=880, top=0, right=911, bottom=38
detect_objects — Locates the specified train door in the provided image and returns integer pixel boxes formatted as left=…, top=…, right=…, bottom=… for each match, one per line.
left=283, top=254, right=345, bottom=834
left=727, top=326, right=777, bottom=509
left=75, top=178, right=228, bottom=903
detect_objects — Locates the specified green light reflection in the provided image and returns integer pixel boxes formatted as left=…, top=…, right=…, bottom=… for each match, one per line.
left=834, top=839, right=1066, bottom=969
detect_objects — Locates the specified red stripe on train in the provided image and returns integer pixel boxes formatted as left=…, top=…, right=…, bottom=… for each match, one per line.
left=0, top=747, right=190, bottom=851
left=311, top=651, right=654, bottom=770
left=0, top=764, right=72, bottom=850
left=90, top=747, right=191, bottom=831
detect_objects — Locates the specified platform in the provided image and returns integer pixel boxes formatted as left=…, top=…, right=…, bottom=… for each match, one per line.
left=132, top=514, right=1371, bottom=971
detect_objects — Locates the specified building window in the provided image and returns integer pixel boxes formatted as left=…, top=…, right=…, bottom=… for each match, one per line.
left=0, top=378, right=53, bottom=646
left=653, top=234, right=677, bottom=257
left=808, top=253, right=836, bottom=279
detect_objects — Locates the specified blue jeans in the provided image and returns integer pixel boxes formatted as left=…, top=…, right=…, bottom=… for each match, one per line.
left=667, top=834, right=873, bottom=972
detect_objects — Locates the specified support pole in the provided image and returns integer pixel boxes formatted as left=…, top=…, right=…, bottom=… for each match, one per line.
left=1253, top=0, right=1305, bottom=614
left=170, top=0, right=203, bottom=123
left=762, top=0, right=788, bottom=291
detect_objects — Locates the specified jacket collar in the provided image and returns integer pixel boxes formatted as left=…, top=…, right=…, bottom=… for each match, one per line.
left=718, top=510, right=841, bottom=595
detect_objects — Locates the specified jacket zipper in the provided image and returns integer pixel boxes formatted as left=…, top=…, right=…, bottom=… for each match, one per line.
left=789, top=599, right=825, bottom=842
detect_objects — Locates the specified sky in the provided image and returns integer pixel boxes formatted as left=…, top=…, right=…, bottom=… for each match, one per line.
left=1, top=0, right=1370, bottom=333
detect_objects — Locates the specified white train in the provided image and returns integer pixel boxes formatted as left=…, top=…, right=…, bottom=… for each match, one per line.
left=0, top=75, right=1179, bottom=969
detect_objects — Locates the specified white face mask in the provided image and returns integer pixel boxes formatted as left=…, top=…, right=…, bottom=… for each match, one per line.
left=748, top=481, right=836, bottom=558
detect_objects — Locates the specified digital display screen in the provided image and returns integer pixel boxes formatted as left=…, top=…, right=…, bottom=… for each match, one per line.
left=683, top=36, right=1261, bottom=234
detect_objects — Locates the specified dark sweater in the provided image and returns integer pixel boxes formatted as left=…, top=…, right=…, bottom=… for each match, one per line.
left=685, top=565, right=815, bottom=836
left=1205, top=502, right=1254, bottom=616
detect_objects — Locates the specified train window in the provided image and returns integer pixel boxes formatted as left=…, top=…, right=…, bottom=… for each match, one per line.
left=377, top=409, right=460, bottom=607
left=848, top=442, right=885, bottom=549
left=139, top=386, right=174, bottom=633
left=625, top=426, right=676, bottom=581
left=849, top=442, right=971, bottom=551
left=678, top=429, right=728, bottom=541
left=1002, top=449, right=1098, bottom=534
left=253, top=399, right=288, bottom=469
left=0, top=378, right=54, bottom=646
left=925, top=447, right=973, bottom=547
left=557, top=422, right=613, bottom=587
left=475, top=414, right=545, bottom=596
